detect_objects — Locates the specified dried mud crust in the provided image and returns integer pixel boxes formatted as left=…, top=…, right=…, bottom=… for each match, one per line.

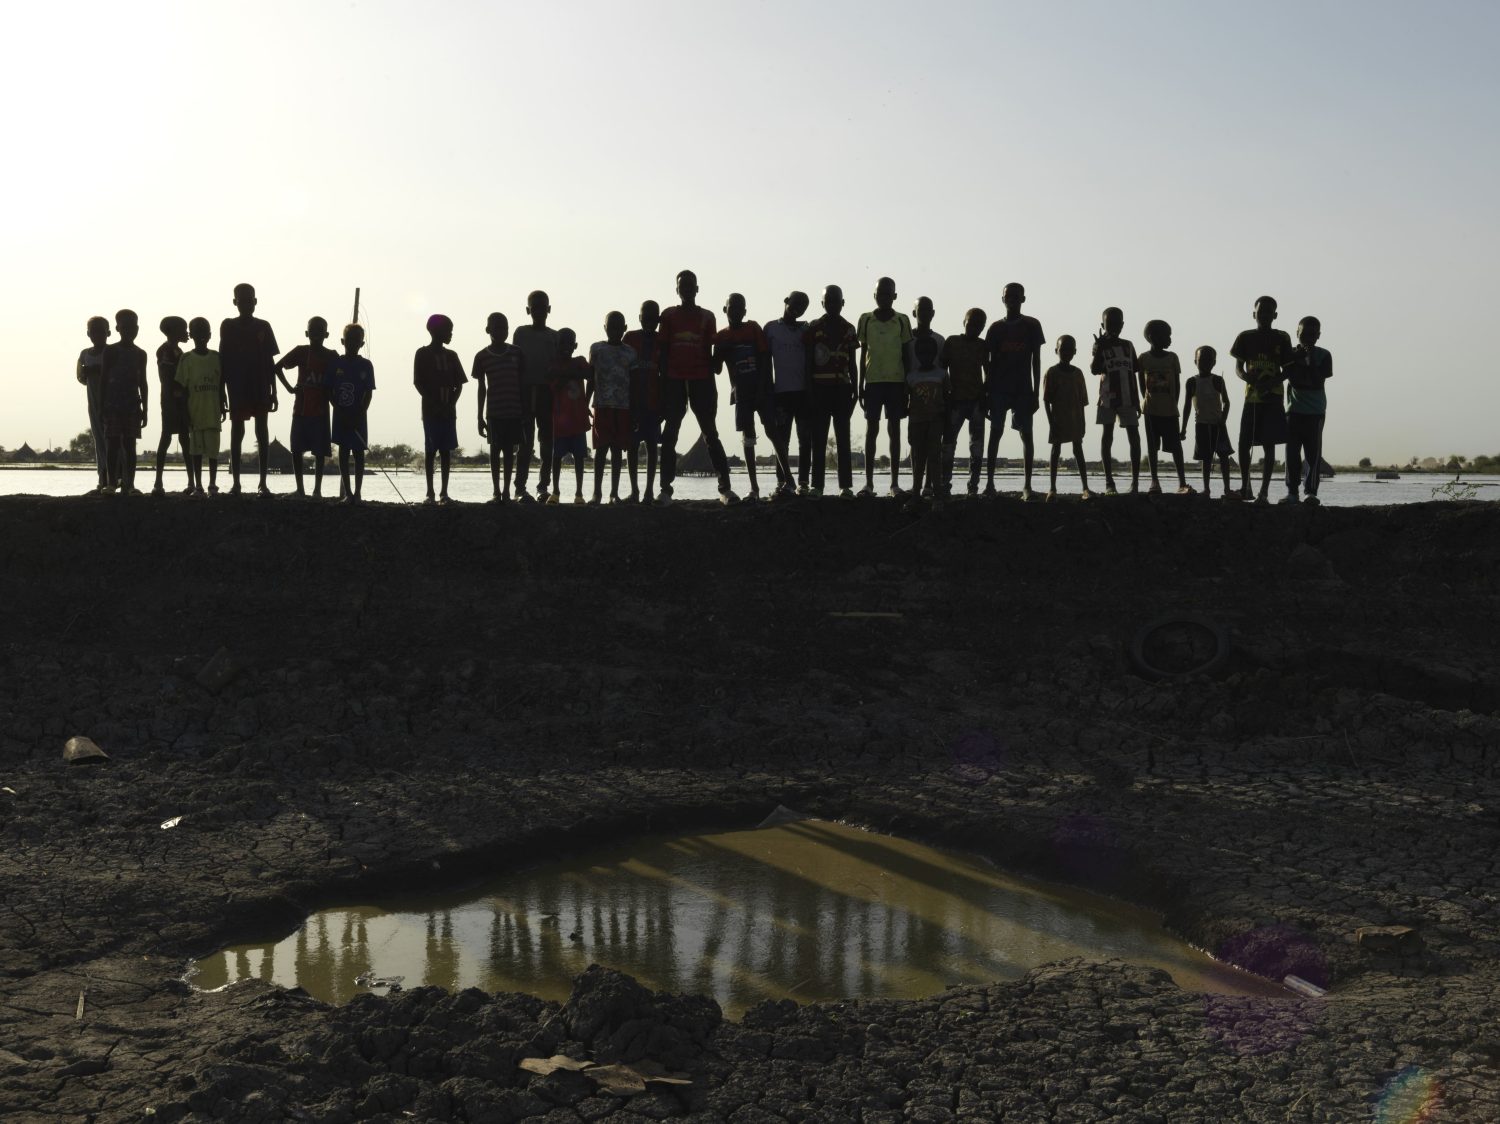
left=1, top=495, right=1499, bottom=1122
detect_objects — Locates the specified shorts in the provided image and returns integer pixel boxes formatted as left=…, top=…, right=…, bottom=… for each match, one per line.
left=863, top=380, right=907, bottom=423
left=159, top=391, right=189, bottom=439
left=227, top=377, right=270, bottom=423
left=988, top=385, right=1035, bottom=435
left=331, top=409, right=368, bottom=451
left=553, top=433, right=588, bottom=460
left=592, top=406, right=632, bottom=451
left=732, top=373, right=772, bottom=433
left=424, top=416, right=459, bottom=454
left=1144, top=414, right=1182, bottom=453
left=189, top=427, right=221, bottom=457
left=1192, top=422, right=1230, bottom=462
left=525, top=384, right=553, bottom=421
left=632, top=410, right=661, bottom=446
left=486, top=416, right=523, bottom=447
left=1095, top=397, right=1140, bottom=427
left=105, top=410, right=142, bottom=442
left=290, top=413, right=332, bottom=458
left=1239, top=400, right=1288, bottom=447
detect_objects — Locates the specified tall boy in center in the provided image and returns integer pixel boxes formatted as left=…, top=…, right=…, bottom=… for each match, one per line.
left=657, top=270, right=735, bottom=505
left=855, top=277, right=912, bottom=496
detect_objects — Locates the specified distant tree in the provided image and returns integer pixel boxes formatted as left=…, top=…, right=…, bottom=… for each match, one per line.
left=1358, top=457, right=1372, bottom=469
left=1445, top=455, right=1464, bottom=472
left=68, top=430, right=95, bottom=463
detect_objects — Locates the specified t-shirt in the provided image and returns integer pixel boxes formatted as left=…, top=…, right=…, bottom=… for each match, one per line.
left=1230, top=327, right=1294, bottom=405
left=715, top=322, right=768, bottom=387
left=413, top=345, right=467, bottom=420
left=1138, top=351, right=1182, bottom=417
left=658, top=306, right=717, bottom=380
left=589, top=341, right=636, bottom=410
left=102, top=342, right=147, bottom=415
left=906, top=366, right=946, bottom=421
left=622, top=329, right=661, bottom=414
left=77, top=346, right=106, bottom=386
left=763, top=318, right=808, bottom=393
left=278, top=345, right=336, bottom=417
left=806, top=316, right=858, bottom=383
left=1042, top=363, right=1089, bottom=427
left=1091, top=337, right=1139, bottom=412
left=909, top=329, right=947, bottom=380
left=856, top=311, right=912, bottom=384
left=514, top=324, right=560, bottom=389
left=551, top=358, right=591, bottom=437
left=1186, top=374, right=1227, bottom=425
left=1283, top=345, right=1332, bottom=415
left=175, top=350, right=224, bottom=430
left=219, top=316, right=279, bottom=399
left=943, top=335, right=986, bottom=402
left=985, top=315, right=1046, bottom=396
left=473, top=345, right=525, bottom=420
left=155, top=341, right=182, bottom=392
left=325, top=355, right=376, bottom=415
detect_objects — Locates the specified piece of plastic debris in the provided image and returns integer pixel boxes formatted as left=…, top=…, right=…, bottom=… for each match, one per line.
left=160, top=816, right=182, bottom=830
left=1283, top=975, right=1327, bottom=998
left=587, top=1064, right=649, bottom=1096
left=63, top=737, right=109, bottom=765
left=1, top=787, right=16, bottom=796
left=354, top=973, right=405, bottom=990
left=756, top=805, right=813, bottom=829
left=519, top=1055, right=595, bottom=1077
left=75, top=990, right=86, bottom=1020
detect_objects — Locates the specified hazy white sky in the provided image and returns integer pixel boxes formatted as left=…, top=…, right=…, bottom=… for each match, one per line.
left=4, top=0, right=1496, bottom=461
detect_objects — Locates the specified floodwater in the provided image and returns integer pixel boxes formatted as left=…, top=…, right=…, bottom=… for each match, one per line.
left=191, top=820, right=1286, bottom=1017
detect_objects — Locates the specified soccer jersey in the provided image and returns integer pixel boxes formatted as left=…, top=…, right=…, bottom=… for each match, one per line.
left=589, top=341, right=636, bottom=410
left=623, top=329, right=661, bottom=414
left=1138, top=350, right=1182, bottom=417
left=658, top=306, right=717, bottom=380
left=279, top=344, right=336, bottom=418
left=943, top=335, right=986, bottom=402
left=807, top=316, right=858, bottom=383
left=551, top=358, right=590, bottom=437
left=906, top=366, right=946, bottom=422
left=856, top=311, right=912, bottom=383
left=985, top=315, right=1046, bottom=396
left=175, top=350, right=224, bottom=430
left=715, top=322, right=768, bottom=384
left=219, top=316, right=279, bottom=402
left=1284, top=345, right=1332, bottom=415
left=325, top=355, right=376, bottom=412
left=1091, top=337, right=1139, bottom=413
left=473, top=345, right=525, bottom=419
left=155, top=341, right=182, bottom=391
left=413, top=345, right=467, bottom=420
left=764, top=318, right=808, bottom=393
left=1230, top=327, right=1294, bottom=405
left=514, top=324, right=560, bottom=389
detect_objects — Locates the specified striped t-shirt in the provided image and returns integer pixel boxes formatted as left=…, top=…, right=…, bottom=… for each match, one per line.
left=472, top=344, right=524, bottom=419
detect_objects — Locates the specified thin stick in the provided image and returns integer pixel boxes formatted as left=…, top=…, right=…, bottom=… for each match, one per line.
left=352, top=287, right=361, bottom=325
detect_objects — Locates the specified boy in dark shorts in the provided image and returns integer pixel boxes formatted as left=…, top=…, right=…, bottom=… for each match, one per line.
left=414, top=314, right=467, bottom=505
left=152, top=316, right=190, bottom=495
left=1042, top=335, right=1091, bottom=501
left=623, top=301, right=662, bottom=503
left=549, top=329, right=591, bottom=505
left=1282, top=316, right=1333, bottom=506
left=983, top=282, right=1045, bottom=499
left=805, top=285, right=859, bottom=497
left=658, top=270, right=735, bottom=504
left=219, top=282, right=280, bottom=496
left=1090, top=306, right=1141, bottom=496
left=473, top=312, right=525, bottom=502
left=514, top=290, right=559, bottom=502
left=590, top=311, right=635, bottom=504
left=102, top=309, right=149, bottom=495
left=325, top=324, right=375, bottom=503
left=855, top=276, right=912, bottom=497
left=904, top=335, right=948, bottom=514
left=764, top=291, right=812, bottom=498
left=175, top=318, right=225, bottom=497
left=1138, top=320, right=1193, bottom=495
left=76, top=316, right=112, bottom=490
left=1230, top=295, right=1293, bottom=504
left=942, top=308, right=988, bottom=496
left=909, top=297, right=947, bottom=496
left=275, top=316, right=337, bottom=498
left=715, top=293, right=772, bottom=501
left=1181, top=345, right=1233, bottom=497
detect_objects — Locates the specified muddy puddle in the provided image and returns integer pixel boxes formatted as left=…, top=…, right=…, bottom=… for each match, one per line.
left=192, top=820, right=1286, bottom=1016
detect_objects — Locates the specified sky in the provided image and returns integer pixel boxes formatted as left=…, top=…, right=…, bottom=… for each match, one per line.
left=3, top=0, right=1497, bottom=463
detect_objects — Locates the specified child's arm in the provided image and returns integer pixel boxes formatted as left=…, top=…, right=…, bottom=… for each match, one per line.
left=218, top=362, right=228, bottom=421
left=274, top=349, right=298, bottom=397
left=1181, top=376, right=1195, bottom=437
left=1216, top=376, right=1231, bottom=418
left=136, top=358, right=150, bottom=429
left=1030, top=342, right=1042, bottom=406
left=473, top=358, right=488, bottom=438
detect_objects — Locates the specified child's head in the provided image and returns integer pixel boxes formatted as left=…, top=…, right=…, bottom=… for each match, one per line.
left=914, top=335, right=939, bottom=371
left=188, top=317, right=212, bottom=348
left=1100, top=307, right=1124, bottom=337
left=1253, top=295, right=1278, bottom=328
left=1298, top=316, right=1321, bottom=347
left=784, top=290, right=810, bottom=320
left=913, top=296, right=935, bottom=329
left=306, top=316, right=329, bottom=347
left=1055, top=334, right=1077, bottom=364
left=486, top=311, right=509, bottom=344
left=823, top=285, right=845, bottom=315
left=676, top=270, right=699, bottom=304
left=426, top=314, right=453, bottom=345
left=115, top=308, right=139, bottom=343
left=963, top=308, right=988, bottom=338
left=604, top=310, right=626, bottom=344
left=159, top=315, right=188, bottom=344
left=526, top=290, right=550, bottom=324
left=1002, top=282, right=1025, bottom=315
left=557, top=328, right=577, bottom=357
left=724, top=292, right=747, bottom=326
left=874, top=276, right=896, bottom=310
left=342, top=323, right=365, bottom=353
left=233, top=283, right=257, bottom=316
left=1194, top=345, right=1217, bottom=374
left=86, top=316, right=111, bottom=347
left=639, top=300, right=660, bottom=332
left=1143, top=319, right=1172, bottom=350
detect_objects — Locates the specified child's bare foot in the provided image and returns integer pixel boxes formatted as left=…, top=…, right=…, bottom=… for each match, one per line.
left=1046, top=489, right=1058, bottom=502
left=574, top=492, right=586, bottom=505
left=1081, top=488, right=1094, bottom=500
left=1177, top=484, right=1195, bottom=495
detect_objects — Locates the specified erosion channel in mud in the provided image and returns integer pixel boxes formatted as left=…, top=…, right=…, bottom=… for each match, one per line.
left=193, top=819, right=1286, bottom=1016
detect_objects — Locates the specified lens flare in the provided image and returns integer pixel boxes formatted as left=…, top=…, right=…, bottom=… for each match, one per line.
left=1375, top=1067, right=1442, bottom=1124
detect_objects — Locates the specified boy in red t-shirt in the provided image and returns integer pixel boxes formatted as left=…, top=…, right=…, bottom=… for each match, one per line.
left=657, top=270, right=736, bottom=505
left=623, top=300, right=662, bottom=504
left=714, top=293, right=772, bottom=501
left=548, top=329, right=592, bottom=504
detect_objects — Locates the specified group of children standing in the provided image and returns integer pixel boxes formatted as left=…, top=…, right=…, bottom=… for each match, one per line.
left=75, top=279, right=1331, bottom=509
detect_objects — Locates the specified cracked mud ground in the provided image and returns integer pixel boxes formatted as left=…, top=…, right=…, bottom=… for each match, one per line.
left=2, top=494, right=1498, bottom=1123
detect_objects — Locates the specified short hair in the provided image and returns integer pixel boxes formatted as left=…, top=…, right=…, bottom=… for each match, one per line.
left=188, top=317, right=211, bottom=336
left=307, top=316, right=328, bottom=331
left=1255, top=295, right=1277, bottom=310
left=86, top=315, right=109, bottom=333
left=915, top=295, right=934, bottom=309
left=233, top=283, right=255, bottom=299
left=785, top=291, right=809, bottom=307
left=1056, top=333, right=1077, bottom=349
left=1003, top=282, right=1025, bottom=297
left=426, top=314, right=452, bottom=332
left=965, top=307, right=988, bottom=324
left=486, top=311, right=508, bottom=327
left=1102, top=306, right=1123, bottom=320
left=1143, top=319, right=1171, bottom=340
left=342, top=322, right=364, bottom=338
left=676, top=270, right=698, bottom=285
left=1299, top=315, right=1321, bottom=331
left=876, top=276, right=896, bottom=291
left=605, top=310, right=626, bottom=326
left=640, top=299, right=660, bottom=313
left=1196, top=344, right=1217, bottom=363
left=160, top=315, right=186, bottom=335
left=557, top=326, right=577, bottom=342
left=527, top=289, right=549, bottom=307
left=115, top=308, right=138, bottom=323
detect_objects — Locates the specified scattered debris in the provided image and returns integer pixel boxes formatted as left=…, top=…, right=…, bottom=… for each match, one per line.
left=519, top=1055, right=594, bottom=1077
left=62, top=736, right=109, bottom=766
left=587, top=1063, right=648, bottom=1096
left=75, top=990, right=86, bottom=1020
left=1283, top=975, right=1327, bottom=998
left=518, top=1055, right=694, bottom=1097
left=1, top=786, right=16, bottom=796
left=159, top=816, right=183, bottom=831
left=826, top=611, right=903, bottom=620
left=1356, top=925, right=1424, bottom=956
left=353, top=973, right=405, bottom=991
left=195, top=647, right=240, bottom=693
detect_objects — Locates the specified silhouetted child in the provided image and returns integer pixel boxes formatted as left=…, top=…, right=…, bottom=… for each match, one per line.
left=983, top=283, right=1046, bottom=499
left=514, top=290, right=560, bottom=501
left=101, top=309, right=149, bottom=495
left=805, top=285, right=859, bottom=497
left=658, top=270, right=735, bottom=505
left=1043, top=336, right=1092, bottom=501
left=1230, top=295, right=1293, bottom=504
left=219, top=282, right=280, bottom=496
left=1181, top=345, right=1233, bottom=497
left=325, top=324, right=375, bottom=503
left=942, top=308, right=988, bottom=496
left=1138, top=320, right=1192, bottom=494
left=908, top=297, right=947, bottom=497
left=623, top=301, right=662, bottom=503
left=856, top=276, right=912, bottom=496
left=764, top=291, right=812, bottom=498
left=715, top=294, right=772, bottom=501
left=590, top=311, right=636, bottom=503
left=76, top=316, right=112, bottom=490
left=473, top=312, right=525, bottom=502
left=174, top=317, right=225, bottom=497
left=1282, top=316, right=1333, bottom=507
left=1090, top=306, right=1141, bottom=495
left=275, top=317, right=337, bottom=498
left=904, top=335, right=948, bottom=513
left=414, top=314, right=467, bottom=505
left=152, top=316, right=190, bottom=495
left=549, top=329, right=591, bottom=504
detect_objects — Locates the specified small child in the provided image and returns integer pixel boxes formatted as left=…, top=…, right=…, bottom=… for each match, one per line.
left=1230, top=295, right=1293, bottom=504
left=102, top=309, right=149, bottom=495
left=904, top=334, right=948, bottom=513
left=764, top=291, right=812, bottom=498
left=152, top=316, right=190, bottom=495
left=325, top=324, right=375, bottom=504
left=549, top=329, right=591, bottom=504
left=590, top=312, right=636, bottom=504
left=76, top=316, right=112, bottom=490
left=174, top=318, right=226, bottom=497
left=623, top=301, right=663, bottom=504
left=714, top=294, right=771, bottom=500
left=1181, top=345, right=1233, bottom=497
left=275, top=316, right=337, bottom=498
left=1090, top=306, right=1141, bottom=495
left=942, top=308, right=988, bottom=496
left=1042, top=335, right=1092, bottom=501
left=1282, top=316, right=1333, bottom=506
left=1138, top=320, right=1193, bottom=494
left=473, top=312, right=525, bottom=502
left=413, top=314, right=467, bottom=505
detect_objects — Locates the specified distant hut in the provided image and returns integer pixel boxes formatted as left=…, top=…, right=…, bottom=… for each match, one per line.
left=12, top=443, right=39, bottom=463
left=676, top=434, right=714, bottom=475
left=252, top=438, right=296, bottom=473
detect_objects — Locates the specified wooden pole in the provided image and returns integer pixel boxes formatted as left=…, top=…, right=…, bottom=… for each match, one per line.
left=352, top=287, right=361, bottom=325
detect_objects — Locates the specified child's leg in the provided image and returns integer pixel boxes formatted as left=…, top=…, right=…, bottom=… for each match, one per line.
left=1147, top=431, right=1161, bottom=487
left=592, top=443, right=605, bottom=501
left=503, top=445, right=515, bottom=497
left=909, top=422, right=926, bottom=498
left=862, top=409, right=878, bottom=489
left=927, top=419, right=943, bottom=494
left=573, top=452, right=584, bottom=498
left=744, top=429, right=759, bottom=496
left=254, top=415, right=270, bottom=487
left=1259, top=444, right=1275, bottom=499
left=208, top=458, right=219, bottom=491
left=627, top=442, right=640, bottom=498
left=646, top=442, right=658, bottom=499
left=611, top=447, right=622, bottom=497
left=313, top=455, right=325, bottom=496
left=154, top=425, right=171, bottom=488
left=338, top=446, right=350, bottom=496
left=1100, top=421, right=1115, bottom=490
left=353, top=450, right=365, bottom=497
left=1049, top=443, right=1061, bottom=491
left=489, top=444, right=501, bottom=497
left=292, top=451, right=306, bottom=494
left=229, top=419, right=244, bottom=488
left=439, top=448, right=451, bottom=498
left=1020, top=430, right=1035, bottom=494
left=986, top=422, right=1002, bottom=490
left=1073, top=441, right=1090, bottom=492
left=834, top=410, right=854, bottom=491
left=1306, top=416, right=1325, bottom=496
left=1238, top=432, right=1252, bottom=496
left=887, top=415, right=902, bottom=491
left=551, top=448, right=562, bottom=497
left=1172, top=440, right=1188, bottom=488
left=424, top=449, right=436, bottom=499
left=1126, top=427, right=1141, bottom=491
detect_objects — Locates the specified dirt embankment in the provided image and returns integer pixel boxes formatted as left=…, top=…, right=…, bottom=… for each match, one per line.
left=2, top=495, right=1499, bottom=1122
